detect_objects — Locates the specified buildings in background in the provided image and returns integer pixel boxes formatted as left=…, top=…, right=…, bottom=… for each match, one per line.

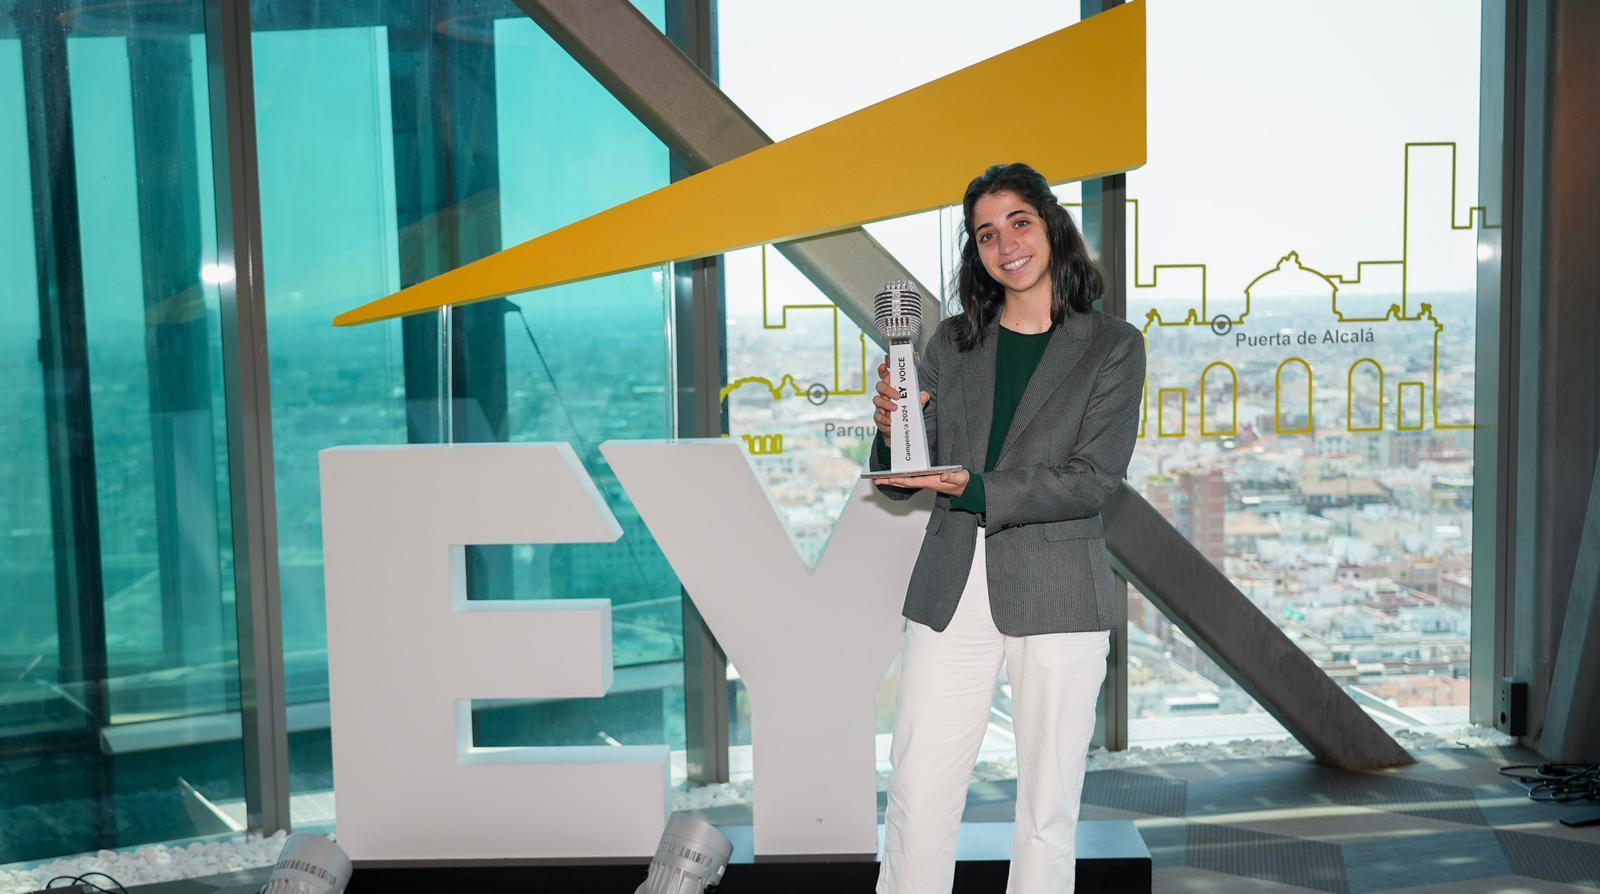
left=730, top=292, right=1476, bottom=729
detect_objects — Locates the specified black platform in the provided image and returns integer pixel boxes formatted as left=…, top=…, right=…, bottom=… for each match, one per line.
left=122, top=821, right=1150, bottom=893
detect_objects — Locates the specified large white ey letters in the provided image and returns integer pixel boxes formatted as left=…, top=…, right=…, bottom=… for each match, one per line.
left=319, top=444, right=670, bottom=861
left=321, top=440, right=929, bottom=860
left=605, top=440, right=928, bottom=856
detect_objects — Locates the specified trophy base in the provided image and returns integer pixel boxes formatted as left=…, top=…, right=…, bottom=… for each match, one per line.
left=860, top=464, right=965, bottom=481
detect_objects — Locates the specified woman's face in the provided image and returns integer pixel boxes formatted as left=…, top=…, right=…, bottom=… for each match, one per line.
left=971, top=190, right=1051, bottom=296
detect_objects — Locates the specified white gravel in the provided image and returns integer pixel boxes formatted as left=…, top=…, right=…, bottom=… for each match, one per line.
left=0, top=832, right=287, bottom=894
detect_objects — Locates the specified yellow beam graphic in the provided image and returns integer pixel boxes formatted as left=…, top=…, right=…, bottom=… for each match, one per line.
left=336, top=3, right=1146, bottom=326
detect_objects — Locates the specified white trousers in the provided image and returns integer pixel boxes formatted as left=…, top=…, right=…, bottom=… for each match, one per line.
left=877, top=534, right=1110, bottom=894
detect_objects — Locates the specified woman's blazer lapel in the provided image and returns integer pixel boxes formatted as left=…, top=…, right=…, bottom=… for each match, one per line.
left=958, top=312, right=1101, bottom=473
left=959, top=322, right=999, bottom=473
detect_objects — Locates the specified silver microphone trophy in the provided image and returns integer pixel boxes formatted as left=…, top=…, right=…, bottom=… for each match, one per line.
left=862, top=281, right=961, bottom=480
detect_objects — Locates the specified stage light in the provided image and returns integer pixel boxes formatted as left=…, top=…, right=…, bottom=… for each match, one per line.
left=261, top=833, right=351, bottom=894
left=634, top=812, right=733, bottom=894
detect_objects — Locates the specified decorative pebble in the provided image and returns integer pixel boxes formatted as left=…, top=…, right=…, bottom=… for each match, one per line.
left=0, top=831, right=288, bottom=894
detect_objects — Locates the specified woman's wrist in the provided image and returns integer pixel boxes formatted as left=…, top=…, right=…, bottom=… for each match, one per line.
left=949, top=472, right=986, bottom=513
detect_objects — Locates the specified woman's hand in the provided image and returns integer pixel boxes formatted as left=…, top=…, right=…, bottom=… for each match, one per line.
left=871, top=354, right=930, bottom=440
left=876, top=467, right=970, bottom=497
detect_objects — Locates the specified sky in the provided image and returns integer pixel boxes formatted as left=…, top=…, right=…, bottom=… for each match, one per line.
left=715, top=0, right=1483, bottom=313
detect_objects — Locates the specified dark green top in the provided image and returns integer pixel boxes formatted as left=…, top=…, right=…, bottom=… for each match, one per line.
left=876, top=325, right=1052, bottom=514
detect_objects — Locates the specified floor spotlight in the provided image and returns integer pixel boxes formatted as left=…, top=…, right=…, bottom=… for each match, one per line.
left=635, top=812, right=733, bottom=893
left=261, top=833, right=352, bottom=894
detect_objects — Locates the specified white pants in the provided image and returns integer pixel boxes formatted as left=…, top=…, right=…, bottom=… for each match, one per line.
left=877, top=534, right=1110, bottom=894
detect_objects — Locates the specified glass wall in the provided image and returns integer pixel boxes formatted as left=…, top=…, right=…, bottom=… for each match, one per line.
left=246, top=0, right=684, bottom=815
left=716, top=0, right=1486, bottom=762
left=491, top=12, right=680, bottom=670
left=0, top=0, right=244, bottom=863
left=2, top=0, right=686, bottom=864
left=1, top=0, right=1498, bottom=869
left=1124, top=0, right=1481, bottom=744
left=249, top=5, right=410, bottom=808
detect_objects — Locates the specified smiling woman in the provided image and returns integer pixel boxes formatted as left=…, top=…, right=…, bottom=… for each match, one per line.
left=975, top=196, right=1051, bottom=299
left=949, top=163, right=1104, bottom=351
left=867, top=162, right=1145, bottom=894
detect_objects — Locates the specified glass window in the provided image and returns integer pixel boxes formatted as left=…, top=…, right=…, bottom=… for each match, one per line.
left=0, top=0, right=244, bottom=863
left=248, top=0, right=683, bottom=819
left=492, top=13, right=679, bottom=669
left=250, top=9, right=409, bottom=810
left=1, top=34, right=52, bottom=696
left=1124, top=0, right=1481, bottom=745
left=475, top=6, right=684, bottom=752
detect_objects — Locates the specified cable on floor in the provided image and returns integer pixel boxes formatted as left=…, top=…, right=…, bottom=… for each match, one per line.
left=43, top=871, right=130, bottom=892
left=1499, top=762, right=1600, bottom=803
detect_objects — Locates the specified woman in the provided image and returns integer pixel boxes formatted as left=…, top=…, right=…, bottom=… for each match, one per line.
left=868, top=162, right=1146, bottom=893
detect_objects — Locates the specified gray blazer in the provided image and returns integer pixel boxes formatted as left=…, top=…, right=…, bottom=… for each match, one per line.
left=871, top=309, right=1146, bottom=635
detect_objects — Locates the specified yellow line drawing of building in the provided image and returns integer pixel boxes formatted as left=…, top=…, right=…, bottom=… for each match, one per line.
left=719, top=244, right=871, bottom=406
left=1158, top=388, right=1188, bottom=437
left=1135, top=142, right=1484, bottom=439
left=1348, top=359, right=1385, bottom=433
left=1200, top=361, right=1239, bottom=437
left=1398, top=383, right=1426, bottom=431
left=740, top=433, right=786, bottom=455
left=1275, top=358, right=1314, bottom=435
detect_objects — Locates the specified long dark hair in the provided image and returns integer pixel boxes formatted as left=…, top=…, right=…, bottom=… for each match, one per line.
left=950, top=162, right=1103, bottom=351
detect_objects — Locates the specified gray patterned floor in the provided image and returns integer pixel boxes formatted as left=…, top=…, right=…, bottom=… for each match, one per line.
left=953, top=746, right=1600, bottom=893
left=639, top=744, right=1600, bottom=892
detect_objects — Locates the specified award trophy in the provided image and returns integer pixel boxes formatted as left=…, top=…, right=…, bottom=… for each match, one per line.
left=861, top=281, right=961, bottom=480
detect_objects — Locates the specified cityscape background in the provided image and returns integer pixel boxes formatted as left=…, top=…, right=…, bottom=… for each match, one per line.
left=720, top=0, right=1480, bottom=745
left=0, top=0, right=1485, bottom=868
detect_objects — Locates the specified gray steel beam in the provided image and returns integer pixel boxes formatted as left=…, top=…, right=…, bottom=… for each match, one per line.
left=203, top=0, right=291, bottom=835
left=667, top=0, right=730, bottom=786
left=1104, top=483, right=1413, bottom=769
left=1543, top=448, right=1600, bottom=760
left=674, top=249, right=731, bottom=786
left=1083, top=171, right=1129, bottom=752
left=1471, top=0, right=1520, bottom=732
left=509, top=0, right=937, bottom=350
left=1082, top=0, right=1129, bottom=753
left=1527, top=0, right=1600, bottom=756
left=1510, top=0, right=1555, bottom=750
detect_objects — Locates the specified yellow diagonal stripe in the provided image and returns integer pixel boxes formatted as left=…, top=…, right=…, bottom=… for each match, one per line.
left=336, top=2, right=1146, bottom=327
